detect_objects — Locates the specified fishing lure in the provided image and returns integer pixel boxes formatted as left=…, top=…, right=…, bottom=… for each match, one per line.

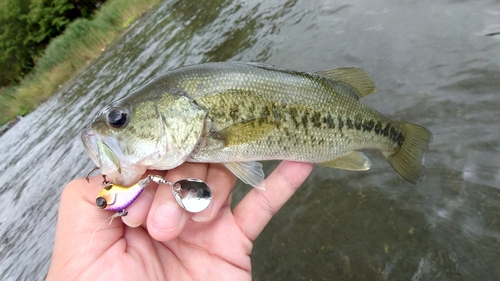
left=94, top=174, right=213, bottom=214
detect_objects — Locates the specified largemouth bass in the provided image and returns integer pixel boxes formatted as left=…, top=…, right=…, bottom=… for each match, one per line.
left=81, top=62, right=432, bottom=188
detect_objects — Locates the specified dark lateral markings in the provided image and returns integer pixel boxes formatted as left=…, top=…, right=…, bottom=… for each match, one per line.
left=276, top=106, right=405, bottom=146
left=346, top=118, right=353, bottom=129
left=242, top=105, right=405, bottom=146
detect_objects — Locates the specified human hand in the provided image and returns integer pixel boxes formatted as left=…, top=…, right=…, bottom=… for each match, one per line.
left=47, top=161, right=314, bottom=281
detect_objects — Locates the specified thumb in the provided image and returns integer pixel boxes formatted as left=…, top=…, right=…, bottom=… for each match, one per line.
left=49, top=177, right=124, bottom=275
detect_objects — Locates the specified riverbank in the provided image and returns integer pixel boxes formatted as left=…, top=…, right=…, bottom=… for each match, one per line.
left=0, top=116, right=21, bottom=137
left=0, top=0, right=163, bottom=127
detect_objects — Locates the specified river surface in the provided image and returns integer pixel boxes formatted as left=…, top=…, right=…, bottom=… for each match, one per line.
left=1, top=0, right=500, bottom=280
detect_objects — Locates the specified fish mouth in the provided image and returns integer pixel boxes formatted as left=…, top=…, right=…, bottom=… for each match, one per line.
left=81, top=127, right=100, bottom=167
left=81, top=127, right=123, bottom=181
left=81, top=127, right=150, bottom=185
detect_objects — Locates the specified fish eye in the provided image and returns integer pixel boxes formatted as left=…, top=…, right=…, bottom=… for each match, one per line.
left=106, top=107, right=129, bottom=129
left=96, top=197, right=108, bottom=209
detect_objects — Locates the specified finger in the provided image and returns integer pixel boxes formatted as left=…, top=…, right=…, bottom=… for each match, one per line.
left=51, top=177, right=123, bottom=264
left=121, top=179, right=159, bottom=228
left=121, top=170, right=165, bottom=227
left=233, top=161, right=314, bottom=241
left=190, top=163, right=237, bottom=222
left=147, top=163, right=209, bottom=241
left=58, top=176, right=120, bottom=232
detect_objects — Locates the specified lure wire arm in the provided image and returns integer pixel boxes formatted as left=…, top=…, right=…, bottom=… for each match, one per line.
left=147, top=174, right=173, bottom=186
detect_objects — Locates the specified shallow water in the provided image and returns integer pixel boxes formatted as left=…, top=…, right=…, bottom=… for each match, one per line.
left=1, top=0, right=499, bottom=280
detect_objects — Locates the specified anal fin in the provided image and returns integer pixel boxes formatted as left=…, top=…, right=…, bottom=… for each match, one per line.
left=319, top=151, right=372, bottom=171
left=224, top=161, right=266, bottom=190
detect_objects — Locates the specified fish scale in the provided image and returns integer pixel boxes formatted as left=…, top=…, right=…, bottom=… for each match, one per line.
left=192, top=95, right=388, bottom=163
left=82, top=61, right=432, bottom=187
left=188, top=76, right=390, bottom=162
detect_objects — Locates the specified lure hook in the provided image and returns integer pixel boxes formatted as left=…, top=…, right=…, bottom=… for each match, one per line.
left=85, top=166, right=100, bottom=182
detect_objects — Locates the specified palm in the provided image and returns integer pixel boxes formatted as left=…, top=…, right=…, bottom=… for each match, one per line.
left=159, top=208, right=252, bottom=280
left=47, top=162, right=313, bottom=281
left=91, top=210, right=251, bottom=280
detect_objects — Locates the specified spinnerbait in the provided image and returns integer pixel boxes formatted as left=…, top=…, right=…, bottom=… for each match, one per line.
left=95, top=175, right=212, bottom=214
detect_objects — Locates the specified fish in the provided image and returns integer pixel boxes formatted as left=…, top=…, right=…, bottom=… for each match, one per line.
left=81, top=61, right=432, bottom=189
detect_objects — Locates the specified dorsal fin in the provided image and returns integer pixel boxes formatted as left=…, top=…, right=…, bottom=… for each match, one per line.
left=315, top=68, right=376, bottom=98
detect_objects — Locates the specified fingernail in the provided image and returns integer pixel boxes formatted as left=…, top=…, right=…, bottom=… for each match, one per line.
left=122, top=216, right=141, bottom=228
left=152, top=202, right=182, bottom=232
left=191, top=215, right=208, bottom=222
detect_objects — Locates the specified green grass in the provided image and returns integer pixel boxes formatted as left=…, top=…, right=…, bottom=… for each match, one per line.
left=0, top=0, right=162, bottom=126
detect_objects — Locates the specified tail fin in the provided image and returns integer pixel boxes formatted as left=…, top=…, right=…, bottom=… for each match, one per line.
left=386, top=122, right=432, bottom=184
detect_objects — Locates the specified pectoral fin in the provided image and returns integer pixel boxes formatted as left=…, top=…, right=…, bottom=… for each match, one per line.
left=218, top=118, right=276, bottom=147
left=319, top=151, right=372, bottom=171
left=224, top=161, right=266, bottom=190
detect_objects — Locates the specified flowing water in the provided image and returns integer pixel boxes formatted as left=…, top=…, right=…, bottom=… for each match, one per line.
left=1, top=0, right=499, bottom=280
